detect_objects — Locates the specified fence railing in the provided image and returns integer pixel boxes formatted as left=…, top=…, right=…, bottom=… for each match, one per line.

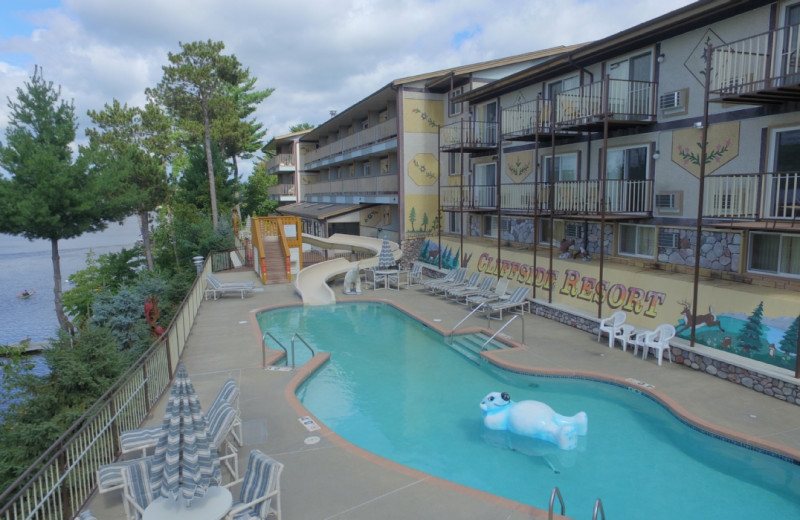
left=704, top=172, right=800, bottom=220
left=440, top=120, right=499, bottom=150
left=0, top=259, right=212, bottom=520
left=556, top=79, right=657, bottom=126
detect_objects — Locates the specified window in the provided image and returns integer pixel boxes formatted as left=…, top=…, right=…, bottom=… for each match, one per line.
left=363, top=162, right=371, bottom=176
left=606, top=146, right=647, bottom=180
left=543, top=153, right=578, bottom=182
left=484, top=215, right=498, bottom=238
left=749, top=232, right=800, bottom=277
left=538, top=218, right=565, bottom=245
left=449, top=87, right=463, bottom=117
left=619, top=224, right=655, bottom=258
left=449, top=153, right=462, bottom=176
left=447, top=212, right=461, bottom=233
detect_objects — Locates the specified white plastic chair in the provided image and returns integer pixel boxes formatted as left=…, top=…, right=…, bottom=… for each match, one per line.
left=597, top=311, right=627, bottom=348
left=642, top=324, right=676, bottom=366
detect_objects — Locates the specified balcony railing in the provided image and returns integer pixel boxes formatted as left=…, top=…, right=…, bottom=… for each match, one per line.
left=704, top=172, right=800, bottom=220
left=556, top=79, right=657, bottom=128
left=440, top=120, right=499, bottom=152
left=710, top=23, right=800, bottom=103
left=265, top=153, right=295, bottom=174
left=267, top=184, right=296, bottom=197
left=302, top=171, right=398, bottom=197
left=501, top=99, right=558, bottom=140
left=304, top=118, right=398, bottom=165
left=441, top=179, right=652, bottom=214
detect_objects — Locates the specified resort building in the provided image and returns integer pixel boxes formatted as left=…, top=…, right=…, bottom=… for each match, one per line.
left=276, top=46, right=582, bottom=243
left=263, top=129, right=312, bottom=207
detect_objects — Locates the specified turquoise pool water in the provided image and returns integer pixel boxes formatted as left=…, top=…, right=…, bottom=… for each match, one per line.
left=258, top=302, right=800, bottom=519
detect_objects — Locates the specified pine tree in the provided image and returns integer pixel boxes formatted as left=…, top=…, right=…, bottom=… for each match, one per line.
left=736, top=301, right=765, bottom=354
left=778, top=315, right=800, bottom=356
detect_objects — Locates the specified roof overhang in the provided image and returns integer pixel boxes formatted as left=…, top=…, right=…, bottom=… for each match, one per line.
left=276, top=202, right=373, bottom=220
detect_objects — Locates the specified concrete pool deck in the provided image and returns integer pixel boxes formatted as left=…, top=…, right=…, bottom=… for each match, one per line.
left=85, top=271, right=800, bottom=520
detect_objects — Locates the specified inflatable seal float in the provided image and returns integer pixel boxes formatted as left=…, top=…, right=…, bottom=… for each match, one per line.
left=480, top=391, right=588, bottom=450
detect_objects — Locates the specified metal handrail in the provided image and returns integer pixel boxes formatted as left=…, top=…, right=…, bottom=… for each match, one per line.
left=548, top=486, right=565, bottom=520
left=448, top=302, right=485, bottom=344
left=592, top=498, right=606, bottom=520
left=482, top=314, right=525, bottom=350
left=291, top=333, right=316, bottom=368
left=262, top=331, right=288, bottom=368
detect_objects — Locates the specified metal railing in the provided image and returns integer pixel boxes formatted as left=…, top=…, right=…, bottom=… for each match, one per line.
left=556, top=78, right=657, bottom=126
left=592, top=498, right=606, bottom=520
left=447, top=303, right=485, bottom=344
left=440, top=120, right=499, bottom=150
left=262, top=331, right=289, bottom=368
left=704, top=172, right=800, bottom=220
left=548, top=486, right=565, bottom=520
left=290, top=333, right=316, bottom=369
left=0, top=259, right=212, bottom=520
left=483, top=314, right=525, bottom=348
left=303, top=118, right=398, bottom=166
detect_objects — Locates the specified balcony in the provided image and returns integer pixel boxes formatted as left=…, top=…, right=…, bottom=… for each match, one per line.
left=555, top=79, right=657, bottom=130
left=439, top=120, right=499, bottom=154
left=303, top=171, right=399, bottom=204
left=267, top=183, right=296, bottom=201
left=502, top=99, right=578, bottom=142
left=704, top=172, right=800, bottom=220
left=441, top=179, right=652, bottom=215
left=710, top=23, right=800, bottom=105
left=265, top=153, right=295, bottom=174
left=304, top=119, right=398, bottom=168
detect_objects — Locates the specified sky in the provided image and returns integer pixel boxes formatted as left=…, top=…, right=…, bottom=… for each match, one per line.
left=0, top=0, right=696, bottom=178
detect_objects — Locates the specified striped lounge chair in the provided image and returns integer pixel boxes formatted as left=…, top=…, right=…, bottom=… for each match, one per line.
left=224, top=450, right=283, bottom=520
left=484, top=286, right=531, bottom=319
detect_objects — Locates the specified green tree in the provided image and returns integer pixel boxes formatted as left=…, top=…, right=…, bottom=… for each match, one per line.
left=86, top=100, right=172, bottom=270
left=779, top=315, right=800, bottom=356
left=0, top=68, right=133, bottom=330
left=177, top=141, right=234, bottom=212
left=736, top=301, right=765, bottom=355
left=289, top=123, right=314, bottom=132
left=409, top=207, right=417, bottom=232
left=241, top=159, right=278, bottom=218
left=149, top=40, right=248, bottom=231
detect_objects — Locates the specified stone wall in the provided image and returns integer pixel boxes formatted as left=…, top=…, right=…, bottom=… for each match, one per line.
left=531, top=299, right=800, bottom=407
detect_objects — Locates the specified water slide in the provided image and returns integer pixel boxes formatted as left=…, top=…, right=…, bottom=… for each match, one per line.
left=294, top=233, right=402, bottom=305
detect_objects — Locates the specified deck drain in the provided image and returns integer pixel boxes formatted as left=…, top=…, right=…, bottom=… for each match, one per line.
left=238, top=320, right=248, bottom=324
left=433, top=318, right=442, bottom=322
left=305, top=436, right=321, bottom=445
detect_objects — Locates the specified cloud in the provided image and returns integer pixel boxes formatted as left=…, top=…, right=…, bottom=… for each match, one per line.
left=0, top=0, right=695, bottom=178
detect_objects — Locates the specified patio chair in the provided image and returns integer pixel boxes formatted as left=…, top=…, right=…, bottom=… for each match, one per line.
left=420, top=268, right=459, bottom=289
left=445, top=275, right=493, bottom=302
left=466, top=278, right=510, bottom=308
left=97, top=456, right=154, bottom=495
left=77, top=510, right=98, bottom=520
left=205, top=274, right=258, bottom=300
left=208, top=273, right=255, bottom=289
left=120, top=459, right=159, bottom=520
left=120, top=378, right=241, bottom=457
left=224, top=450, right=283, bottom=520
left=641, top=324, right=676, bottom=366
left=597, top=311, right=627, bottom=348
left=407, top=262, right=424, bottom=286
left=207, top=402, right=241, bottom=481
left=428, top=268, right=468, bottom=294
left=386, top=269, right=409, bottom=290
left=436, top=271, right=480, bottom=297
left=484, top=286, right=531, bottom=319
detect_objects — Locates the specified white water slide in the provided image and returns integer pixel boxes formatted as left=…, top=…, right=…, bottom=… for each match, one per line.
left=295, top=234, right=402, bottom=305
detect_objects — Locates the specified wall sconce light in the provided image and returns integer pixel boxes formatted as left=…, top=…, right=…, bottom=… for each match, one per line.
left=693, top=121, right=703, bottom=129
left=652, top=150, right=661, bottom=160
left=657, top=53, right=665, bottom=64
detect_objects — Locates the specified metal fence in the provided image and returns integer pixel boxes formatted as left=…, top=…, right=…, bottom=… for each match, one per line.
left=0, top=258, right=213, bottom=520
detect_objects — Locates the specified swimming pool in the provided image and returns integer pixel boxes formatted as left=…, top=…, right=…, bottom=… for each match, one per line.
left=258, top=302, right=800, bottom=519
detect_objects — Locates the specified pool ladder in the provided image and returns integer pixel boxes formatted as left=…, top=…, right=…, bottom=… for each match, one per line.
left=262, top=331, right=315, bottom=368
left=548, top=487, right=605, bottom=520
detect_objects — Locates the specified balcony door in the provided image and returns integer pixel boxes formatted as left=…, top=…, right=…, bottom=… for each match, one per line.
left=608, top=53, right=651, bottom=118
left=605, top=146, right=648, bottom=212
left=474, top=101, right=497, bottom=146
left=770, top=127, right=800, bottom=217
left=780, top=4, right=800, bottom=85
left=474, top=162, right=497, bottom=208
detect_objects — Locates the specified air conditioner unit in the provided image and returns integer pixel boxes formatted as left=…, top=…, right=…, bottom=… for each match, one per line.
left=655, top=192, right=681, bottom=213
left=658, top=231, right=679, bottom=248
left=659, top=91, right=683, bottom=110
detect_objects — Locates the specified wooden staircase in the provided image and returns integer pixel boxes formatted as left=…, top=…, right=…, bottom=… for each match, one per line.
left=262, top=238, right=291, bottom=284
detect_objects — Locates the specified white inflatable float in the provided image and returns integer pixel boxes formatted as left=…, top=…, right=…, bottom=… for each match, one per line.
left=480, top=391, right=588, bottom=450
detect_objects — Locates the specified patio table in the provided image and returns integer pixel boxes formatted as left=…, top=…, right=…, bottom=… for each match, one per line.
left=143, top=486, right=232, bottom=520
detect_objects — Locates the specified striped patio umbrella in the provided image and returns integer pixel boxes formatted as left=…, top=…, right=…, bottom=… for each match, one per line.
left=149, top=363, right=221, bottom=504
left=378, top=239, right=395, bottom=269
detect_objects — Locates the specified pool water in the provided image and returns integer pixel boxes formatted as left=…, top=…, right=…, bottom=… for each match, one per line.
left=258, top=302, right=800, bottom=519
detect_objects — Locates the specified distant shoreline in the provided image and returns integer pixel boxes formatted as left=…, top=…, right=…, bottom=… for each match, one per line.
left=1, top=341, right=48, bottom=357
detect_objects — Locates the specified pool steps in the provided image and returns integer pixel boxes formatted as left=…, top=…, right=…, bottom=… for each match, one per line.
left=448, top=333, right=507, bottom=364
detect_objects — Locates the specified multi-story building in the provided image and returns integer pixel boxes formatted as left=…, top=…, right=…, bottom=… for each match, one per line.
left=263, top=129, right=312, bottom=206
left=277, top=46, right=582, bottom=243
left=434, top=0, right=800, bottom=378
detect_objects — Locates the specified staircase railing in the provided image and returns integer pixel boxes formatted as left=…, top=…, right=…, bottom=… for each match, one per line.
left=548, top=486, right=565, bottom=520
left=290, top=333, right=316, bottom=368
left=447, top=303, right=485, bottom=344
left=592, top=498, right=606, bottom=520
left=482, top=314, right=524, bottom=350
left=262, top=331, right=289, bottom=368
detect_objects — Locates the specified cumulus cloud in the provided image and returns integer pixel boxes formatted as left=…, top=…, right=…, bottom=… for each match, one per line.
left=0, top=0, right=695, bottom=177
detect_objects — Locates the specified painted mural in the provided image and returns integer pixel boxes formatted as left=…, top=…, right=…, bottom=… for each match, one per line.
left=426, top=237, right=799, bottom=371
left=418, top=239, right=462, bottom=269
left=403, top=99, right=444, bottom=134
left=405, top=195, right=440, bottom=234
left=671, top=121, right=739, bottom=177
left=505, top=150, right=533, bottom=183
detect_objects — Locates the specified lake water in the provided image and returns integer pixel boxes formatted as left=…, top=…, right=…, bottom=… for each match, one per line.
left=0, top=215, right=142, bottom=346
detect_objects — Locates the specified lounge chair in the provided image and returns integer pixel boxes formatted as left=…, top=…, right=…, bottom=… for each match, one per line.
left=420, top=268, right=459, bottom=289
left=445, top=275, right=493, bottom=302
left=427, top=268, right=468, bottom=294
left=205, top=274, right=257, bottom=300
left=641, top=324, right=676, bottom=366
left=119, top=378, right=240, bottom=457
left=433, top=271, right=477, bottom=296
left=597, top=311, right=627, bottom=348
left=484, top=286, right=531, bottom=319
left=224, top=450, right=283, bottom=520
left=407, top=262, right=425, bottom=286
left=466, top=278, right=510, bottom=308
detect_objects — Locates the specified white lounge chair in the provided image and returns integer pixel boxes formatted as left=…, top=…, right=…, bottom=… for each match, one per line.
left=641, top=324, right=676, bottom=366
left=484, top=286, right=531, bottom=319
left=205, top=274, right=257, bottom=300
left=466, top=278, right=510, bottom=308
left=597, top=311, right=627, bottom=348
left=420, top=268, right=460, bottom=290
left=446, top=275, right=493, bottom=302
left=434, top=271, right=477, bottom=296
left=428, top=268, right=468, bottom=294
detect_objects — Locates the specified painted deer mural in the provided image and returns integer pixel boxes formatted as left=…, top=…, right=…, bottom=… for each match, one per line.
left=676, top=299, right=725, bottom=334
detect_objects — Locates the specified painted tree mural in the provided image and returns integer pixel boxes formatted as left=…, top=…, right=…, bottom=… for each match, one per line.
left=779, top=315, right=800, bottom=356
left=736, top=301, right=765, bottom=355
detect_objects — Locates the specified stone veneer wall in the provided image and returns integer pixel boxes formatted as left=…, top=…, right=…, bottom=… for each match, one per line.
left=530, top=299, right=800, bottom=407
